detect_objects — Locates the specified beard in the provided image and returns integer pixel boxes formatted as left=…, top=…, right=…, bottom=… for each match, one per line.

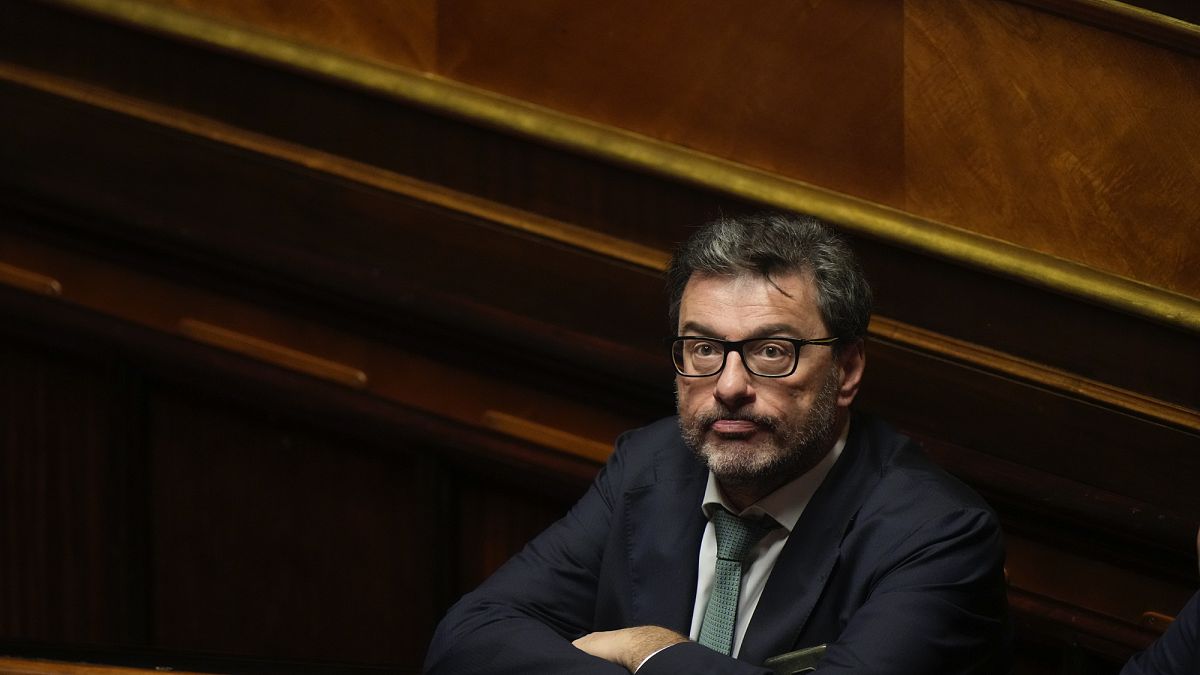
left=678, top=365, right=842, bottom=489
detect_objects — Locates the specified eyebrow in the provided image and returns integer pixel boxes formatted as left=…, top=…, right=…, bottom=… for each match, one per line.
left=679, top=321, right=803, bottom=338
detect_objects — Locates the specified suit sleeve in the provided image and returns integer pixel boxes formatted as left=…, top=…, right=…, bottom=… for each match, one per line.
left=423, top=435, right=632, bottom=675
left=636, top=642, right=774, bottom=675
left=1120, top=590, right=1199, bottom=675
left=813, top=507, right=1011, bottom=675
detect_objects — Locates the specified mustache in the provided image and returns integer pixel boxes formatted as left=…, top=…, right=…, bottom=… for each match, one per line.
left=694, top=407, right=778, bottom=432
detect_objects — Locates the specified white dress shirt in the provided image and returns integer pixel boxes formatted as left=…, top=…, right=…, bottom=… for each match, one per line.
left=687, top=420, right=849, bottom=657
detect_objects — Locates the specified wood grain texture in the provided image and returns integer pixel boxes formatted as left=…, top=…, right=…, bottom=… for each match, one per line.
left=148, top=389, right=439, bottom=666
left=436, top=0, right=905, bottom=206
left=1, top=51, right=1192, bottom=410
left=0, top=279, right=597, bottom=669
left=0, top=338, right=145, bottom=645
left=452, top=476, right=572, bottom=594
left=2, top=2, right=1198, bottom=670
left=862, top=339, right=1200, bottom=517
left=1005, top=532, right=1192, bottom=629
left=56, top=0, right=1200, bottom=300
left=144, top=0, right=437, bottom=70
left=904, top=0, right=1200, bottom=296
left=0, top=657, right=209, bottom=675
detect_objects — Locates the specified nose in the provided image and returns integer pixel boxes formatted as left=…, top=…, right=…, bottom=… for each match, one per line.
left=714, top=351, right=755, bottom=409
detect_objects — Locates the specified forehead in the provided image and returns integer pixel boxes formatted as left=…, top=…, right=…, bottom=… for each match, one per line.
left=678, top=272, right=825, bottom=335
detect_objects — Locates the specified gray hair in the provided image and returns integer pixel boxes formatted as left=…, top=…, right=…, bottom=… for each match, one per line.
left=666, top=213, right=872, bottom=346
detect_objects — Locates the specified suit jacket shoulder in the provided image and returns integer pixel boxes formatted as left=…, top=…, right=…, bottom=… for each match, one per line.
left=427, top=413, right=1011, bottom=675
left=752, top=413, right=1011, bottom=673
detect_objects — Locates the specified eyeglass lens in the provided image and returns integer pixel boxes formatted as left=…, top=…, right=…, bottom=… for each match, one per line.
left=673, top=338, right=797, bottom=376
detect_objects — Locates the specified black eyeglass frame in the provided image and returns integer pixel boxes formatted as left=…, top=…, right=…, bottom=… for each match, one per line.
left=671, top=335, right=840, bottom=378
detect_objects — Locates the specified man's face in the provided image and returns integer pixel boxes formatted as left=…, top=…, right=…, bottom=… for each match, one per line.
left=675, top=272, right=863, bottom=486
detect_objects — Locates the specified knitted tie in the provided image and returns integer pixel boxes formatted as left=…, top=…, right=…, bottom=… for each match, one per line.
left=697, top=508, right=777, bottom=655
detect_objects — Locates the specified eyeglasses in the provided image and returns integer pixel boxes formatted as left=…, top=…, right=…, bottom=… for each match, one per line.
left=671, top=335, right=839, bottom=378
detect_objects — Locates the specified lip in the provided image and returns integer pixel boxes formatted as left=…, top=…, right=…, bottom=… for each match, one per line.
left=710, top=419, right=759, bottom=435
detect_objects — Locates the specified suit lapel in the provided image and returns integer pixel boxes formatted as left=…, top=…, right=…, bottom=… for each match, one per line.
left=624, top=459, right=708, bottom=633
left=738, top=419, right=884, bottom=664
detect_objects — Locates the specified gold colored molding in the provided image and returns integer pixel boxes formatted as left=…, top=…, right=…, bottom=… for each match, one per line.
left=3, top=62, right=1195, bottom=431
left=482, top=410, right=613, bottom=463
left=4, top=54, right=1193, bottom=431
left=37, top=0, right=1200, bottom=334
left=1010, top=0, right=1200, bottom=54
left=0, top=656, right=211, bottom=675
left=0, top=261, right=63, bottom=296
left=0, top=62, right=670, bottom=274
left=179, top=318, right=368, bottom=389
left=870, top=316, right=1200, bottom=433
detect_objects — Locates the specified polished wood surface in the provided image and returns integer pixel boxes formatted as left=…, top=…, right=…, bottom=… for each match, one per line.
left=0, top=1, right=1197, bottom=674
left=130, top=0, right=1200, bottom=297
left=153, top=0, right=907, bottom=207
left=904, top=0, right=1200, bottom=296
left=0, top=283, right=595, bottom=671
left=150, top=0, right=437, bottom=70
left=0, top=656, right=209, bottom=674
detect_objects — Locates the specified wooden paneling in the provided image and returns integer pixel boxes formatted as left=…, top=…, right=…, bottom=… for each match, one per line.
left=0, top=0, right=753, bottom=253
left=0, top=337, right=145, bottom=646
left=147, top=388, right=440, bottom=665
left=0, top=225, right=650, bottom=458
left=79, top=0, right=1200, bottom=297
left=904, top=0, right=1200, bottom=296
left=1, top=1, right=1198, bottom=673
left=453, top=477, right=567, bottom=593
left=0, top=656, right=210, bottom=674
left=863, top=339, right=1200, bottom=517
left=134, top=0, right=906, bottom=206
left=0, top=46, right=1193, bottom=413
left=0, top=283, right=593, bottom=670
left=436, top=0, right=906, bottom=206
left=147, top=0, right=438, bottom=71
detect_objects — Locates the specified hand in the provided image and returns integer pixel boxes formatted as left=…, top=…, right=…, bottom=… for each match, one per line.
left=573, top=625, right=689, bottom=671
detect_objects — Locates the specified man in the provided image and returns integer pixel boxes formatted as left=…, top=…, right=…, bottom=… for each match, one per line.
left=1119, top=528, right=1199, bottom=675
left=425, top=213, right=1010, bottom=673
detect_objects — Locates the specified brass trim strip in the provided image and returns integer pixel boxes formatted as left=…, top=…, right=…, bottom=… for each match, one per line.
left=482, top=410, right=613, bottom=463
left=1011, top=0, right=1200, bottom=54
left=0, top=62, right=670, bottom=273
left=0, top=261, right=63, bottom=296
left=870, top=316, right=1200, bottom=433
left=39, top=0, right=1200, bottom=334
left=179, top=318, right=368, bottom=389
left=3, top=64, right=1194, bottom=430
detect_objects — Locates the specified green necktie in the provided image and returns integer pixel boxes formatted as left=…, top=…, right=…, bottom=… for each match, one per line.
left=697, top=508, right=777, bottom=655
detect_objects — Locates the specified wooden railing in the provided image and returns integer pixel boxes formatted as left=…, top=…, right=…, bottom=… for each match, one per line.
left=0, top=1, right=1196, bottom=673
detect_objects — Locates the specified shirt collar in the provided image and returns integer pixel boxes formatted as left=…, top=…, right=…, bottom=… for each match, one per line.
left=701, top=415, right=850, bottom=532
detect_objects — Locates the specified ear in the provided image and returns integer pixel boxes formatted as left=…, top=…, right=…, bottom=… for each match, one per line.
left=835, top=339, right=866, bottom=407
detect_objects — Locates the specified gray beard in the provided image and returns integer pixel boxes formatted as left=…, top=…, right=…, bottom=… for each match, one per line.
left=678, top=366, right=842, bottom=492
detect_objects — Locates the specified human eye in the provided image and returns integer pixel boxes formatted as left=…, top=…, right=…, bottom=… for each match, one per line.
left=750, top=340, right=794, bottom=361
left=689, top=339, right=722, bottom=358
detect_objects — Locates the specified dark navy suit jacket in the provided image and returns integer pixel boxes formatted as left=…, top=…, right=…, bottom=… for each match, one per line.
left=425, top=414, right=1011, bottom=674
left=1120, top=591, right=1199, bottom=675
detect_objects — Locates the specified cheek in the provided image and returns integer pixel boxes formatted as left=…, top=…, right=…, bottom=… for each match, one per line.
left=675, top=378, right=706, bottom=410
left=776, top=376, right=821, bottom=410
